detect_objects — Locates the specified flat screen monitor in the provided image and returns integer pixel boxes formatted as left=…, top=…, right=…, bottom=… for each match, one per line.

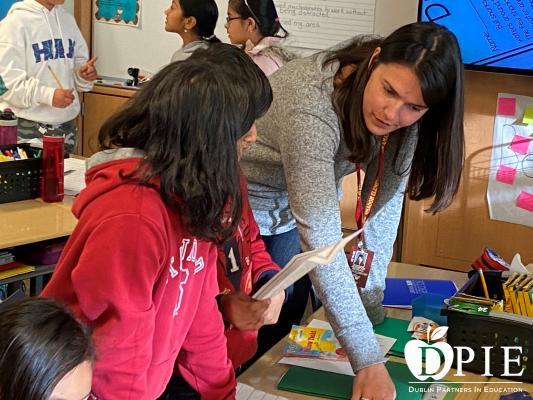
left=418, top=1, right=532, bottom=76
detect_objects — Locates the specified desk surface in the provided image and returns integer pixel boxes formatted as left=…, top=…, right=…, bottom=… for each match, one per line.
left=238, top=263, right=485, bottom=400
left=0, top=196, right=76, bottom=248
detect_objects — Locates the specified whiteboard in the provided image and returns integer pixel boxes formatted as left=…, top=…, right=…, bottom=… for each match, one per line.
left=278, top=0, right=377, bottom=50
left=93, top=0, right=418, bottom=79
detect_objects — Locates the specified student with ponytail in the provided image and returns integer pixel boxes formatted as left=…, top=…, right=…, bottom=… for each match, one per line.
left=165, top=0, right=221, bottom=62
left=225, top=0, right=294, bottom=76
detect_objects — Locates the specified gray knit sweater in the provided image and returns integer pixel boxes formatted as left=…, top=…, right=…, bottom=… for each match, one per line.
left=241, top=50, right=418, bottom=372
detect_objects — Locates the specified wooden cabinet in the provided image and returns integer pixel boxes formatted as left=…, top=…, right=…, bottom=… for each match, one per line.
left=401, top=71, right=533, bottom=271
left=81, top=85, right=135, bottom=157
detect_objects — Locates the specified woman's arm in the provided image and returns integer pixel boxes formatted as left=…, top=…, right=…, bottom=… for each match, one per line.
left=277, top=109, right=385, bottom=371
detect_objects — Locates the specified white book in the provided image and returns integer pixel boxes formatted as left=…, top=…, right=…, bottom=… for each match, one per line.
left=252, top=228, right=363, bottom=300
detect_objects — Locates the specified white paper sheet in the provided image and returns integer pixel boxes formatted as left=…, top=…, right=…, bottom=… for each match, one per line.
left=236, top=383, right=287, bottom=400
left=64, top=157, right=87, bottom=196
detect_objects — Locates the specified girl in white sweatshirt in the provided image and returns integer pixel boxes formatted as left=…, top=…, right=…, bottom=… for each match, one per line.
left=0, top=0, right=97, bottom=153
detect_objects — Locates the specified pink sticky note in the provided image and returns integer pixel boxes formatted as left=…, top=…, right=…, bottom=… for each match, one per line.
left=509, top=134, right=531, bottom=155
left=497, top=97, right=516, bottom=116
left=516, top=191, right=533, bottom=212
left=496, top=165, right=517, bottom=185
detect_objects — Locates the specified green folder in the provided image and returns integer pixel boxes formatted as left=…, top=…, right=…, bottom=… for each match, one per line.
left=278, top=361, right=429, bottom=400
left=373, top=317, right=412, bottom=357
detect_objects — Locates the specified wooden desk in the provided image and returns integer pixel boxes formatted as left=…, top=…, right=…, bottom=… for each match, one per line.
left=0, top=196, right=76, bottom=248
left=238, top=263, right=483, bottom=399
left=0, top=196, right=77, bottom=294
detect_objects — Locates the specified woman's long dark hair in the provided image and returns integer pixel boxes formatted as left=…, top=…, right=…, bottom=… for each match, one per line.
left=99, top=43, right=272, bottom=242
left=326, top=22, right=464, bottom=213
left=179, top=0, right=221, bottom=43
left=0, top=298, right=94, bottom=400
left=230, top=0, right=288, bottom=38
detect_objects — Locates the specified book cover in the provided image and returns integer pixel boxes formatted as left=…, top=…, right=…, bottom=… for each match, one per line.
left=283, top=325, right=347, bottom=362
left=382, top=278, right=458, bottom=308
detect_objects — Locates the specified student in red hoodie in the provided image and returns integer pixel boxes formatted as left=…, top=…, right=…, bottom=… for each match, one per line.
left=216, top=179, right=285, bottom=370
left=42, top=43, right=273, bottom=400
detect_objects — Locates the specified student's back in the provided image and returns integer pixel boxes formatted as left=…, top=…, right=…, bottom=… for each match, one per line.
left=42, top=43, right=273, bottom=400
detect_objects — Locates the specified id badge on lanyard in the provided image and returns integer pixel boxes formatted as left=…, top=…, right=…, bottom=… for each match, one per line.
left=348, top=135, right=388, bottom=288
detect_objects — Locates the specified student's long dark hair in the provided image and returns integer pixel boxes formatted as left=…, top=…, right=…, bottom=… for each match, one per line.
left=179, top=0, right=221, bottom=43
left=230, top=0, right=288, bottom=38
left=0, top=297, right=94, bottom=400
left=99, top=43, right=272, bottom=242
left=326, top=22, right=464, bottom=213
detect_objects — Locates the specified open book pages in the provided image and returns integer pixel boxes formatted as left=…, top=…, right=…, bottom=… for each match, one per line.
left=252, top=228, right=363, bottom=300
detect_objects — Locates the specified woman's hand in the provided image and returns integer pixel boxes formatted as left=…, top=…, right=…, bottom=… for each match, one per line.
left=263, top=290, right=285, bottom=325
left=219, top=291, right=270, bottom=331
left=351, top=363, right=396, bottom=400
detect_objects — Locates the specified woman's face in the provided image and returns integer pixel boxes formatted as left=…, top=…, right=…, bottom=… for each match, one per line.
left=225, top=6, right=249, bottom=45
left=164, top=0, right=186, bottom=34
left=362, top=62, right=428, bottom=136
left=49, top=360, right=93, bottom=400
left=237, top=123, right=257, bottom=159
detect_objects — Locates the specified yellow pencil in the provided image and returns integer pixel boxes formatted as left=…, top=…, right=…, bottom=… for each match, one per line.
left=478, top=269, right=490, bottom=299
left=47, top=65, right=64, bottom=89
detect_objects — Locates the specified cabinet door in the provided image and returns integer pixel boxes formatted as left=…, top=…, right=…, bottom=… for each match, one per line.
left=82, top=93, right=129, bottom=157
left=402, top=71, right=533, bottom=271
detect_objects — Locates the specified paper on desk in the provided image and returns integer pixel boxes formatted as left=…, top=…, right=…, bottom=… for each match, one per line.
left=236, top=383, right=287, bottom=400
left=253, top=228, right=363, bottom=300
left=278, top=319, right=396, bottom=376
left=64, top=158, right=87, bottom=195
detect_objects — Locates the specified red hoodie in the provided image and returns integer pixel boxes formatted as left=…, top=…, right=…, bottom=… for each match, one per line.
left=216, top=174, right=280, bottom=368
left=42, top=152, right=235, bottom=400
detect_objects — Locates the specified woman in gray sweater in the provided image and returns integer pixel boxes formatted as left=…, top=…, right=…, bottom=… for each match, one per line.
left=241, top=22, right=464, bottom=399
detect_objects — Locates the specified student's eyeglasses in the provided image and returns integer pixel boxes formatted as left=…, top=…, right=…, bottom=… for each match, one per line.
left=225, top=15, right=242, bottom=23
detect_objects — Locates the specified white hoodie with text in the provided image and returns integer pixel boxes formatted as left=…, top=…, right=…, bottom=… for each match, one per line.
left=0, top=0, right=93, bottom=124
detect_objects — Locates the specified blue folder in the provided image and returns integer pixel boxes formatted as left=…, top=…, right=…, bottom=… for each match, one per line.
left=382, top=278, right=457, bottom=308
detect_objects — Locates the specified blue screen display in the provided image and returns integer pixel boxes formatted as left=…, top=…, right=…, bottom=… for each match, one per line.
left=419, top=0, right=532, bottom=74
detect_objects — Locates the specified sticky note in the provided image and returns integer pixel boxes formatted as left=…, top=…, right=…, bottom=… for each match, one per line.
left=523, top=106, right=533, bottom=125
left=509, top=134, right=531, bottom=155
left=496, top=165, right=517, bottom=185
left=497, top=97, right=516, bottom=116
left=516, top=191, right=533, bottom=212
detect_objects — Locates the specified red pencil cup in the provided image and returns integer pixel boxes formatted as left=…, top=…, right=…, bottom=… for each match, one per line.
left=41, top=135, right=64, bottom=202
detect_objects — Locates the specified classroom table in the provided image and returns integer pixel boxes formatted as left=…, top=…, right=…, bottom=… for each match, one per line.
left=0, top=196, right=76, bottom=248
left=238, top=262, right=507, bottom=400
left=0, top=196, right=77, bottom=292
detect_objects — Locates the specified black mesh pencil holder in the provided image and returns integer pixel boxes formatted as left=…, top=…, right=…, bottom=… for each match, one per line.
left=0, top=144, right=41, bottom=203
left=446, top=271, right=533, bottom=382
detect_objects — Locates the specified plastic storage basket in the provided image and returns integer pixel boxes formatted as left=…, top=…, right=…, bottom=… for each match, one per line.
left=0, top=144, right=41, bottom=203
left=446, top=271, right=533, bottom=382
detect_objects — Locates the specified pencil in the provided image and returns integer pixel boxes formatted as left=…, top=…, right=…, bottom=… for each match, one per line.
left=47, top=65, right=64, bottom=89
left=478, top=269, right=490, bottom=299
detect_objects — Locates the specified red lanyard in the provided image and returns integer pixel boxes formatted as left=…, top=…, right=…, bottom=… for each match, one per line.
left=355, top=135, right=389, bottom=232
